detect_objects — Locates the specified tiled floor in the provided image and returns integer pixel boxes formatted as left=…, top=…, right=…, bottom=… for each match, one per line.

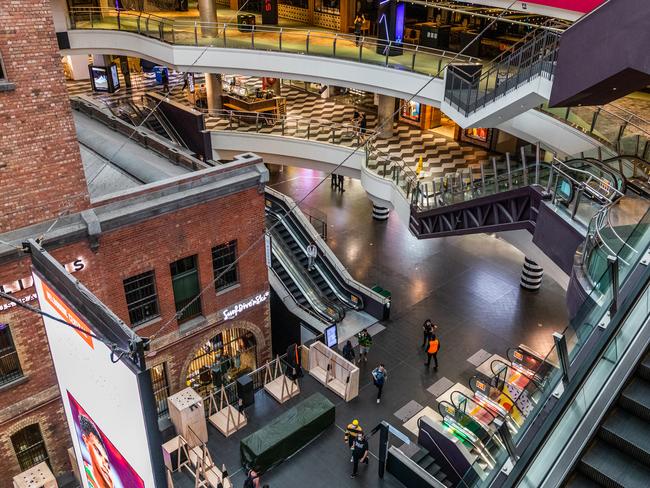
left=66, top=73, right=492, bottom=186
left=171, top=166, right=570, bottom=487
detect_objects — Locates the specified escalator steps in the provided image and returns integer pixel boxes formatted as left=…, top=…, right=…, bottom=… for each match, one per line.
left=565, top=471, right=602, bottom=488
left=619, top=377, right=650, bottom=422
left=599, top=408, right=650, bottom=466
left=580, top=440, right=650, bottom=488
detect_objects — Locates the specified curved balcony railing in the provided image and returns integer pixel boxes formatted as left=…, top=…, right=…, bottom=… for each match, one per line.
left=201, top=107, right=421, bottom=203
left=67, top=7, right=479, bottom=78
left=539, top=103, right=650, bottom=161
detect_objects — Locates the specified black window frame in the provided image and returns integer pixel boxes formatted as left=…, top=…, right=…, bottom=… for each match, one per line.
left=123, top=270, right=160, bottom=327
left=0, top=323, right=23, bottom=386
left=212, top=240, right=239, bottom=292
left=170, top=255, right=202, bottom=323
left=314, top=0, right=340, bottom=15
left=149, top=362, right=171, bottom=419
left=11, top=423, right=50, bottom=471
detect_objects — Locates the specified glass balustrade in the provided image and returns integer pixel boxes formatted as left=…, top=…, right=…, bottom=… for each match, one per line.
left=68, top=7, right=477, bottom=78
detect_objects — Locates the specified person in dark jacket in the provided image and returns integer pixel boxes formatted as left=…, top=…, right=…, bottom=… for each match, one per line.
left=351, top=432, right=369, bottom=478
left=342, top=340, right=355, bottom=363
left=422, top=319, right=436, bottom=347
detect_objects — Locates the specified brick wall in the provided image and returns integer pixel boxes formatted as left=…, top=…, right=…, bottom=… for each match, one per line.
left=0, top=0, right=89, bottom=232
left=0, top=186, right=269, bottom=484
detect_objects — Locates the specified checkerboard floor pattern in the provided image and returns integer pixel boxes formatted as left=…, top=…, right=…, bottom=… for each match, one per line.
left=67, top=73, right=492, bottom=185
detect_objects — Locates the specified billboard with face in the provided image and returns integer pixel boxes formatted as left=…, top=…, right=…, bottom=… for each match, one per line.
left=68, top=391, right=144, bottom=488
left=32, top=271, right=161, bottom=487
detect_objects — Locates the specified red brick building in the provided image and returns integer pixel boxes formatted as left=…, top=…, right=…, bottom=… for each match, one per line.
left=0, top=1, right=271, bottom=485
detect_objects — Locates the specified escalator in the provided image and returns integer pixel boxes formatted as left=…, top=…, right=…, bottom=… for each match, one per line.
left=564, top=348, right=650, bottom=487
left=602, top=155, right=650, bottom=198
left=265, top=190, right=365, bottom=327
left=268, top=225, right=344, bottom=325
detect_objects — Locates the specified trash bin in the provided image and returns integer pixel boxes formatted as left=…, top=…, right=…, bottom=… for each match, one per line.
left=237, top=14, right=256, bottom=32
left=237, top=374, right=255, bottom=408
left=372, top=285, right=392, bottom=320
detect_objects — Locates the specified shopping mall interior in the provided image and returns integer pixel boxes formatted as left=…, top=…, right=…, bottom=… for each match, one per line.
left=1, top=0, right=650, bottom=487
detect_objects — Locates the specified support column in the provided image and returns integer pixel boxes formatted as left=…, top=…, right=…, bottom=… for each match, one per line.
left=271, top=78, right=281, bottom=97
left=198, top=0, right=218, bottom=37
left=376, top=94, right=395, bottom=138
left=372, top=204, right=390, bottom=221
left=66, top=55, right=90, bottom=80
left=520, top=257, right=543, bottom=291
left=205, top=73, right=223, bottom=111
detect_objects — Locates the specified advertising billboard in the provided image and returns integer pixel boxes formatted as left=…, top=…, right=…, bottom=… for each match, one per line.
left=31, top=248, right=164, bottom=487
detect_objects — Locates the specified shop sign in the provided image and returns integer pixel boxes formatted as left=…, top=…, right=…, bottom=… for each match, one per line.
left=0, top=259, right=86, bottom=312
left=219, top=291, right=270, bottom=322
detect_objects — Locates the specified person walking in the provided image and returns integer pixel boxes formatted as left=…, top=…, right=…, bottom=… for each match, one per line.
left=422, top=319, right=437, bottom=347
left=306, top=242, right=318, bottom=271
left=342, top=340, right=355, bottom=363
left=351, top=432, right=369, bottom=478
left=372, top=363, right=387, bottom=403
left=353, top=14, right=365, bottom=47
left=359, top=113, right=367, bottom=140
left=331, top=172, right=338, bottom=190
left=243, top=469, right=260, bottom=488
left=337, top=173, right=345, bottom=192
left=425, top=334, right=440, bottom=370
left=161, top=69, right=169, bottom=93
left=344, top=419, right=364, bottom=462
left=356, top=329, right=372, bottom=363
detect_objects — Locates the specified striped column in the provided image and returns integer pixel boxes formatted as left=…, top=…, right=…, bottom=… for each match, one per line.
left=520, top=257, right=543, bottom=290
left=372, top=204, right=390, bottom=221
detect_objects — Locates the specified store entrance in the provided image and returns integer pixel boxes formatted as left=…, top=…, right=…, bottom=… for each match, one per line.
left=186, top=328, right=257, bottom=397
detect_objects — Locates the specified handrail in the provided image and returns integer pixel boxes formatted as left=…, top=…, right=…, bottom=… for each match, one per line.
left=67, top=7, right=480, bottom=77
left=269, top=225, right=344, bottom=323
left=265, top=187, right=388, bottom=304
left=265, top=193, right=363, bottom=310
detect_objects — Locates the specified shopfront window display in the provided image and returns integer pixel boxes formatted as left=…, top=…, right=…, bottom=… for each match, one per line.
left=400, top=99, right=421, bottom=123
left=315, top=0, right=340, bottom=15
left=186, top=328, right=257, bottom=396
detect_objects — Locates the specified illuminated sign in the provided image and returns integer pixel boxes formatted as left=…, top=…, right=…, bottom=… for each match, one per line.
left=219, top=291, right=270, bottom=322
left=0, top=259, right=86, bottom=312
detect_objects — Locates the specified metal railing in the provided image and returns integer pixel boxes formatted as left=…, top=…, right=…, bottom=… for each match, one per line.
left=68, top=7, right=479, bottom=78
left=444, top=30, right=560, bottom=116
left=539, top=103, right=650, bottom=161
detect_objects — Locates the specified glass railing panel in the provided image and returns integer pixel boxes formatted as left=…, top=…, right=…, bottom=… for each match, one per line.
left=306, top=31, right=336, bottom=58
left=222, top=24, right=253, bottom=49
left=275, top=28, right=308, bottom=55
left=591, top=110, right=624, bottom=146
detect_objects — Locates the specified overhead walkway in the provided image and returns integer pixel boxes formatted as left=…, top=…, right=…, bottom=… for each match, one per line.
left=63, top=7, right=476, bottom=106
left=264, top=188, right=386, bottom=339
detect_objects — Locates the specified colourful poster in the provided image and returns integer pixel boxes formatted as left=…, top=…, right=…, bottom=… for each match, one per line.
left=67, top=391, right=144, bottom=488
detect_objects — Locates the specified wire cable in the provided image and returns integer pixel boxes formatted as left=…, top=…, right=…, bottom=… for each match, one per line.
left=148, top=0, right=522, bottom=341
left=0, top=290, right=132, bottom=356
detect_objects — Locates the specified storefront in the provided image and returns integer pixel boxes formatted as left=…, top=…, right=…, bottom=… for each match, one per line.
left=460, top=127, right=495, bottom=149
left=399, top=99, right=443, bottom=131
left=185, top=328, right=258, bottom=397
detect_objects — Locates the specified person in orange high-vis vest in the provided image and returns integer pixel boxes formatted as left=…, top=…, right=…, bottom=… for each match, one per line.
left=425, top=334, right=440, bottom=370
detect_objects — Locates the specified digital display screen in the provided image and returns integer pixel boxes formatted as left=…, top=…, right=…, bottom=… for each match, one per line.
left=110, top=64, right=120, bottom=91
left=325, top=324, right=338, bottom=348
left=32, top=272, right=159, bottom=487
left=91, top=66, right=108, bottom=92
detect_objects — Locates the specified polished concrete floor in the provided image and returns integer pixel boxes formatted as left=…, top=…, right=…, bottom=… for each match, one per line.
left=172, top=166, right=570, bottom=488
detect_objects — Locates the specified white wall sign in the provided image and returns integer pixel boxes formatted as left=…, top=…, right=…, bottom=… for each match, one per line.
left=218, top=291, right=270, bottom=322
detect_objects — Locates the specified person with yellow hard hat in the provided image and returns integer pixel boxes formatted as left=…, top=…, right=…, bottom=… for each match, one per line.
left=344, top=419, right=363, bottom=462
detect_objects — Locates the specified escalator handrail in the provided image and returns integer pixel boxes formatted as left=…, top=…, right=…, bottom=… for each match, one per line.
left=448, top=391, right=497, bottom=425
left=266, top=200, right=362, bottom=309
left=264, top=187, right=388, bottom=305
left=270, top=229, right=343, bottom=323
left=268, top=211, right=350, bottom=317
left=268, top=262, right=333, bottom=326
left=490, top=358, right=542, bottom=392
left=265, top=194, right=365, bottom=310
